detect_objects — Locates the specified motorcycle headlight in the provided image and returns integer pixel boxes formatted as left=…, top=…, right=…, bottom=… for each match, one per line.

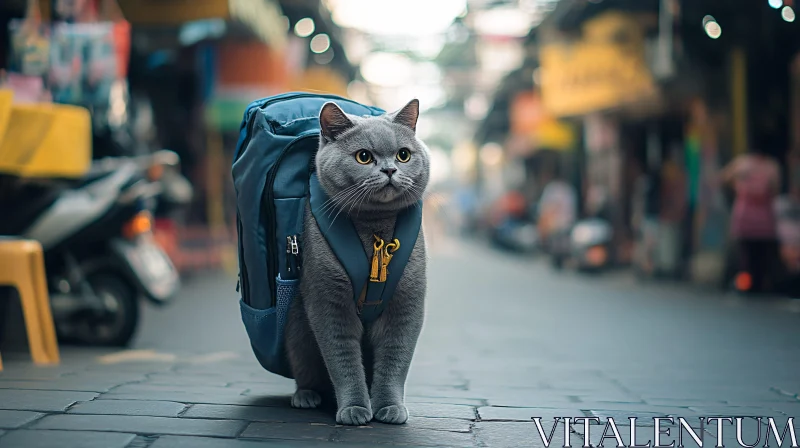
left=572, top=226, right=595, bottom=245
left=123, top=211, right=153, bottom=240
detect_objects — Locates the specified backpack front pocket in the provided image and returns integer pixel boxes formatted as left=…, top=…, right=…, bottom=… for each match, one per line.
left=239, top=274, right=299, bottom=379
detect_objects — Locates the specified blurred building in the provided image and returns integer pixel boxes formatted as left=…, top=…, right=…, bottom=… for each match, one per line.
left=1, top=0, right=359, bottom=272
left=539, top=0, right=800, bottom=286
left=467, top=0, right=800, bottom=285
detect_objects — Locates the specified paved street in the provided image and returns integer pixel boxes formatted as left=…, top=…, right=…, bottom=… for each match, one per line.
left=1, top=239, right=800, bottom=447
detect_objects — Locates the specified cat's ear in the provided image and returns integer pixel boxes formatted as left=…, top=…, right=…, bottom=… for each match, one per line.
left=390, top=99, right=420, bottom=132
left=319, top=102, right=355, bottom=142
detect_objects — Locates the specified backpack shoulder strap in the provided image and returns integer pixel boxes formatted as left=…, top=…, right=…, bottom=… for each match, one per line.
left=358, top=199, right=422, bottom=322
left=309, top=173, right=423, bottom=322
left=309, top=173, right=370, bottom=303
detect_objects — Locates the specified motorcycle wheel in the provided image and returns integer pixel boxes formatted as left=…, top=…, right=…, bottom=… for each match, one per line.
left=71, top=274, right=139, bottom=347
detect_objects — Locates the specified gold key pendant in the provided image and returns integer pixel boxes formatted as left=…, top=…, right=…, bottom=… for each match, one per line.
left=378, top=239, right=400, bottom=283
left=370, top=235, right=384, bottom=282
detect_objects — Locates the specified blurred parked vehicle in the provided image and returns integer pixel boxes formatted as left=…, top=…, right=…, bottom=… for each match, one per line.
left=569, top=218, right=614, bottom=272
left=487, top=190, right=538, bottom=252
left=537, top=178, right=578, bottom=268
left=0, top=150, right=181, bottom=346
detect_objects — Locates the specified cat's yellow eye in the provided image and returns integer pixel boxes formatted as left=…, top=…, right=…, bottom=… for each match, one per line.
left=396, top=148, right=411, bottom=163
left=356, top=150, right=373, bottom=165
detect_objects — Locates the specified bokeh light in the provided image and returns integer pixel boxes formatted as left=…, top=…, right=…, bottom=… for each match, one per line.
left=293, top=17, right=315, bottom=37
left=783, top=6, right=796, bottom=22
left=309, top=34, right=331, bottom=53
left=703, top=16, right=722, bottom=39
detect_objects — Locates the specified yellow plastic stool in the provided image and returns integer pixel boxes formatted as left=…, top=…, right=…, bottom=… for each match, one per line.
left=0, top=239, right=60, bottom=370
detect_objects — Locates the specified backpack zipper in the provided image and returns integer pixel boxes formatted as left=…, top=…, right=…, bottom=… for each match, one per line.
left=236, top=213, right=251, bottom=305
left=261, top=133, right=317, bottom=307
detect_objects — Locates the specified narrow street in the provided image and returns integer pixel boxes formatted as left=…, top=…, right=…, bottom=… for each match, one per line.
left=2, top=239, right=799, bottom=447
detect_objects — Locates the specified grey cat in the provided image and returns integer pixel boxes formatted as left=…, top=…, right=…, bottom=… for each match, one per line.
left=284, top=99, right=429, bottom=426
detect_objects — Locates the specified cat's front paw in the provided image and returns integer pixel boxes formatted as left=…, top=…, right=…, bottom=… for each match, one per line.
left=291, top=389, right=322, bottom=409
left=336, top=405, right=372, bottom=426
left=373, top=404, right=408, bottom=424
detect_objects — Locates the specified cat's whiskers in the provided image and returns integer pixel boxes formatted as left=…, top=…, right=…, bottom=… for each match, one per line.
left=329, top=184, right=370, bottom=228
left=319, top=183, right=362, bottom=215
left=323, top=181, right=369, bottom=218
left=349, top=187, right=371, bottom=217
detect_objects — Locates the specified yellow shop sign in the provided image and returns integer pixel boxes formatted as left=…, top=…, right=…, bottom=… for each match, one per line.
left=539, top=11, right=658, bottom=118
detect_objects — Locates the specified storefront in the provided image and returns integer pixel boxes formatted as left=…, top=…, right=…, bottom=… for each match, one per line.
left=539, top=10, right=661, bottom=264
left=506, top=90, right=577, bottom=203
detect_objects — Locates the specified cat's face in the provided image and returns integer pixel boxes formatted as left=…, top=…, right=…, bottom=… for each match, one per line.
left=315, top=99, right=429, bottom=215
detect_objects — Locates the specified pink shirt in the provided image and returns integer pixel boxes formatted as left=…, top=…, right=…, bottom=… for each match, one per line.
left=729, top=155, right=779, bottom=239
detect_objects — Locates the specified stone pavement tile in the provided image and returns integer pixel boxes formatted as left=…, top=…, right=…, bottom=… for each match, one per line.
left=0, top=429, right=136, bottom=448
left=405, top=386, right=483, bottom=400
left=145, top=376, right=230, bottom=387
left=182, top=404, right=335, bottom=424
left=100, top=390, right=290, bottom=407
left=146, top=372, right=271, bottom=384
left=333, top=424, right=476, bottom=447
left=241, top=385, right=297, bottom=397
left=228, top=377, right=296, bottom=387
left=642, top=392, right=797, bottom=403
left=0, top=390, right=98, bottom=412
left=0, top=410, right=45, bottom=429
left=407, top=417, right=472, bottom=433
left=761, top=402, right=800, bottom=414
left=588, top=410, right=689, bottom=424
left=686, top=406, right=783, bottom=417
left=472, top=388, right=645, bottom=407
left=0, top=411, right=45, bottom=429
left=67, top=399, right=187, bottom=417
left=477, top=407, right=585, bottom=422
left=772, top=383, right=800, bottom=397
left=151, top=435, right=375, bottom=448
left=644, top=398, right=733, bottom=406
left=111, top=383, right=249, bottom=395
left=484, top=396, right=593, bottom=408
left=173, top=365, right=267, bottom=377
left=83, top=363, right=176, bottom=374
left=576, top=402, right=703, bottom=413
left=0, top=366, right=77, bottom=381
left=30, top=414, right=247, bottom=438
left=474, top=422, right=557, bottom=448
left=571, top=393, right=646, bottom=404
left=407, top=403, right=476, bottom=420
left=406, top=396, right=486, bottom=407
left=0, top=378, right=135, bottom=393
left=240, top=422, right=336, bottom=442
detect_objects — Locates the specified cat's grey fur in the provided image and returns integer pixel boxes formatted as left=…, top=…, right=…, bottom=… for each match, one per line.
left=284, top=99, right=429, bottom=426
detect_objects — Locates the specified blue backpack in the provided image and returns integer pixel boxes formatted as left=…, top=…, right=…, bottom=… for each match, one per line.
left=232, top=93, right=423, bottom=379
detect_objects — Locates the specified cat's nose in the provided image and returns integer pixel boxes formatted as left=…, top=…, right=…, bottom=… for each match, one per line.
left=381, top=167, right=397, bottom=178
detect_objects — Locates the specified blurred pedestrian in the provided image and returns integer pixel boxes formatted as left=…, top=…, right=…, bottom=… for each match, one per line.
left=538, top=175, right=577, bottom=244
left=721, top=147, right=781, bottom=292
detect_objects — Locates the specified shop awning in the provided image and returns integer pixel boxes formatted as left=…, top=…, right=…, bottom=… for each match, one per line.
left=117, top=0, right=286, bottom=48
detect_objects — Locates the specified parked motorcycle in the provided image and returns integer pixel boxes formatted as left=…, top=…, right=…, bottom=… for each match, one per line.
left=491, top=217, right=539, bottom=253
left=0, top=150, right=180, bottom=346
left=569, top=218, right=613, bottom=272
